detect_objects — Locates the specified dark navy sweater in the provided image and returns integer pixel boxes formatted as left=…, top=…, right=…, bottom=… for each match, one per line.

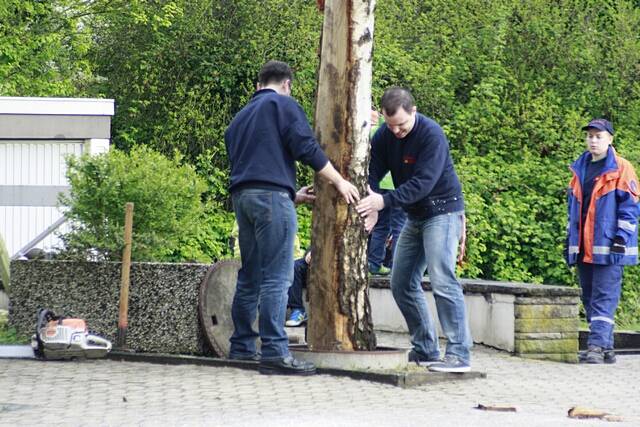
left=225, top=89, right=329, bottom=200
left=369, top=113, right=464, bottom=219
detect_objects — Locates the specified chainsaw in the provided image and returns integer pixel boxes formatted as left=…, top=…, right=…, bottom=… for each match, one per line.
left=31, top=309, right=112, bottom=360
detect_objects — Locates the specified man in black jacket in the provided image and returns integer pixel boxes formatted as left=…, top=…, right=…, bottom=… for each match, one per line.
left=357, top=87, right=472, bottom=372
left=225, top=60, right=359, bottom=375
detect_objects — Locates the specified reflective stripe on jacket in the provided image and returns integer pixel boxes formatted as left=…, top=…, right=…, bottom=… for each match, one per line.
left=566, top=146, right=640, bottom=265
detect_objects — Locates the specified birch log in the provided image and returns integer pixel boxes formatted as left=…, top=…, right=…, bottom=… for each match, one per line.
left=307, top=0, right=377, bottom=351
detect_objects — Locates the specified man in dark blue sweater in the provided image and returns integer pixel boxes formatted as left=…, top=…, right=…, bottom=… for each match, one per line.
left=225, top=60, right=359, bottom=376
left=357, top=87, right=472, bottom=373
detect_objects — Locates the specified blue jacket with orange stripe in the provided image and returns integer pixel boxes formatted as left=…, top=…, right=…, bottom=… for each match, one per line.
left=566, top=146, right=640, bottom=265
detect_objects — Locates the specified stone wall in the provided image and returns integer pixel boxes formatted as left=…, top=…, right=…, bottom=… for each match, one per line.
left=369, top=277, right=581, bottom=363
left=514, top=296, right=580, bottom=363
left=9, top=260, right=210, bottom=355
left=10, top=260, right=582, bottom=362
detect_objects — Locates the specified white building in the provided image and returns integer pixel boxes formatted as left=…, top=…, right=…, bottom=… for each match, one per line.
left=0, top=97, right=115, bottom=258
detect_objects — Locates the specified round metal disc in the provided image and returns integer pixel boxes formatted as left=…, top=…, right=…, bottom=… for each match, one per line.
left=198, top=259, right=248, bottom=358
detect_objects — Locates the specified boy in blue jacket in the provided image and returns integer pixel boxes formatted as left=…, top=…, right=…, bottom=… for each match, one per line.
left=566, top=118, right=640, bottom=364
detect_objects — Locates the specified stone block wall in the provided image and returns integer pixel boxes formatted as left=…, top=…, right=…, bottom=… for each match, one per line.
left=10, top=261, right=583, bottom=362
left=9, top=260, right=210, bottom=355
left=514, top=296, right=580, bottom=363
left=370, top=277, right=581, bottom=363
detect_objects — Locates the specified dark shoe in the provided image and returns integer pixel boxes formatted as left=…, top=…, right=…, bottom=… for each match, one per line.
left=259, top=355, right=316, bottom=376
left=579, top=348, right=616, bottom=364
left=408, top=349, right=440, bottom=367
left=604, top=349, right=616, bottom=364
left=428, top=355, right=471, bottom=373
left=583, top=346, right=604, bottom=364
left=229, top=352, right=260, bottom=362
left=578, top=350, right=587, bottom=363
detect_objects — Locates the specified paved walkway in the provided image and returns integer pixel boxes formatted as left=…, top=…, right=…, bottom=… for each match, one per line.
left=1, top=333, right=639, bottom=426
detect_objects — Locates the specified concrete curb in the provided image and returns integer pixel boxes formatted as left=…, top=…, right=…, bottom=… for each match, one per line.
left=106, top=351, right=487, bottom=388
left=578, top=330, right=640, bottom=353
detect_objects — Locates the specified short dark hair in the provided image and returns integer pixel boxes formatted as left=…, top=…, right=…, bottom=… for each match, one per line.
left=380, top=87, right=415, bottom=116
left=258, top=60, right=294, bottom=86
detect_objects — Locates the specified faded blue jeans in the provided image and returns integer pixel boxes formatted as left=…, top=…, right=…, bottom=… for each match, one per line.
left=229, top=188, right=296, bottom=360
left=390, top=211, right=472, bottom=362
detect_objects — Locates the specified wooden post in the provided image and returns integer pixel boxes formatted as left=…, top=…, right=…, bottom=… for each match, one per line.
left=307, top=0, right=377, bottom=351
left=116, top=202, right=134, bottom=349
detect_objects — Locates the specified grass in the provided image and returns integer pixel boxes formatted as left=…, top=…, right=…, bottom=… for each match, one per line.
left=579, top=320, right=640, bottom=333
left=0, top=310, right=30, bottom=344
left=619, top=322, right=640, bottom=332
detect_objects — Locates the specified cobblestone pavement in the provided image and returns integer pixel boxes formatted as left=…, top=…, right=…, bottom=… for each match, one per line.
left=1, top=333, right=639, bottom=427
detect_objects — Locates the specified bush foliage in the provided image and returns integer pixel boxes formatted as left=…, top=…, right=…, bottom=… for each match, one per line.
left=3, top=0, right=640, bottom=325
left=58, top=146, right=229, bottom=262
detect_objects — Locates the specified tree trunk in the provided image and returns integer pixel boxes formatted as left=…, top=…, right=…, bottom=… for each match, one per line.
left=307, top=0, right=377, bottom=351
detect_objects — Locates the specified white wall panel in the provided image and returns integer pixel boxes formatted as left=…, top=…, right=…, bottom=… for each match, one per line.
left=0, top=140, right=84, bottom=256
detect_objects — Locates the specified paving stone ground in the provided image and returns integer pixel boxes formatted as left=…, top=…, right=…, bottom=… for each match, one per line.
left=1, top=332, right=639, bottom=427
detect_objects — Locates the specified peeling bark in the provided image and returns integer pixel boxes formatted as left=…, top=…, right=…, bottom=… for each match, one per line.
left=307, top=0, right=376, bottom=351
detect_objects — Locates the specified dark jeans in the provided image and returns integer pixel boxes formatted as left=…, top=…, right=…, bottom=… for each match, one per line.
left=577, top=262, right=623, bottom=349
left=229, top=188, right=297, bottom=361
left=368, top=192, right=407, bottom=270
left=288, top=257, right=308, bottom=311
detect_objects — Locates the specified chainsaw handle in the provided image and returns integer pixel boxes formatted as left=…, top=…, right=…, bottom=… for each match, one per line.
left=34, top=308, right=57, bottom=358
left=36, top=308, right=53, bottom=330
left=85, top=334, right=112, bottom=351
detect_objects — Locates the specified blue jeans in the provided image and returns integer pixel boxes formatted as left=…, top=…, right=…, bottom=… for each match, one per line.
left=229, top=189, right=297, bottom=360
left=390, top=211, right=472, bottom=362
left=577, top=262, right=622, bottom=349
left=288, top=257, right=308, bottom=311
left=368, top=196, right=407, bottom=271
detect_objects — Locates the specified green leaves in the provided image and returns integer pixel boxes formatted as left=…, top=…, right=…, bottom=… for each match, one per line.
left=5, top=0, right=640, bottom=325
left=58, top=146, right=222, bottom=263
left=374, top=0, right=640, bottom=326
left=457, top=154, right=573, bottom=286
left=0, top=0, right=94, bottom=96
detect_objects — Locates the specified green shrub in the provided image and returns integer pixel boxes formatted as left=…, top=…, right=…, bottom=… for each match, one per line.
left=0, top=310, right=28, bottom=344
left=74, top=0, right=640, bottom=326
left=59, top=146, right=216, bottom=262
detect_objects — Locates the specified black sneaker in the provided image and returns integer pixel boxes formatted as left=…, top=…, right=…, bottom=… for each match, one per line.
left=408, top=349, right=441, bottom=367
left=579, top=348, right=616, bottom=364
left=428, top=355, right=471, bottom=373
left=604, top=349, right=616, bottom=364
left=259, top=355, right=316, bottom=376
left=583, top=346, right=605, bottom=364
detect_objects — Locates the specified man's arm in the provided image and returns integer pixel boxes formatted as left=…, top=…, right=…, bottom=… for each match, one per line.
left=368, top=129, right=389, bottom=193
left=613, top=166, right=640, bottom=246
left=294, top=185, right=315, bottom=205
left=356, top=115, right=387, bottom=232
left=356, top=185, right=385, bottom=228
left=457, top=214, right=467, bottom=265
left=279, top=99, right=330, bottom=171
left=317, top=162, right=360, bottom=204
left=382, top=126, right=448, bottom=208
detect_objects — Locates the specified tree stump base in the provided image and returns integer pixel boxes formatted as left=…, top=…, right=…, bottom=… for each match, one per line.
left=290, top=344, right=408, bottom=371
